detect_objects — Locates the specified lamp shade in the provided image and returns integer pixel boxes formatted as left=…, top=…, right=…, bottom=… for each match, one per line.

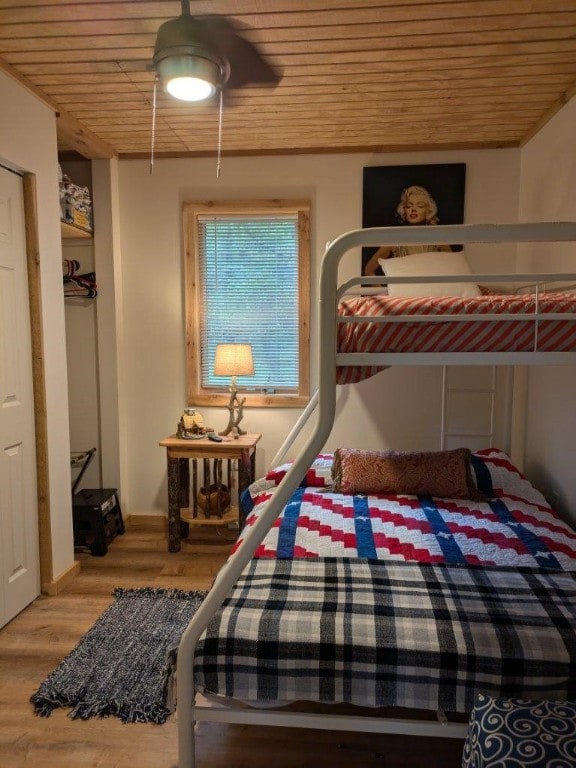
left=214, top=344, right=254, bottom=377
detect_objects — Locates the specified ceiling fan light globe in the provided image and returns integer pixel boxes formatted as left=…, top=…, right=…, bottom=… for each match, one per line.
left=156, top=54, right=220, bottom=102
left=166, top=76, right=215, bottom=101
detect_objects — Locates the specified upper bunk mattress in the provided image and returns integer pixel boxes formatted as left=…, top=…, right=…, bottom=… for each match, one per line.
left=337, top=291, right=576, bottom=383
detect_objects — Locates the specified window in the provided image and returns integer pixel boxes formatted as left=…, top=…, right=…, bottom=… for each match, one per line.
left=184, top=199, right=310, bottom=407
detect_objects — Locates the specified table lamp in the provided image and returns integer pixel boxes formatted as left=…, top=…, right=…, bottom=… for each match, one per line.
left=214, top=343, right=254, bottom=437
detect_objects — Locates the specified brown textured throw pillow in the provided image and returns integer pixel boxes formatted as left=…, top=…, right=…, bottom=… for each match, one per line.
left=332, top=447, right=480, bottom=499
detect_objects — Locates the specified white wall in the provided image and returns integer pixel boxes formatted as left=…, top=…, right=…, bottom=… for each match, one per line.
left=518, top=97, right=576, bottom=522
left=117, top=148, right=521, bottom=515
left=0, top=70, right=75, bottom=581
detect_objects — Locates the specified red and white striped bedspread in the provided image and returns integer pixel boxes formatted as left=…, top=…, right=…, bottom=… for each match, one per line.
left=337, top=291, right=576, bottom=383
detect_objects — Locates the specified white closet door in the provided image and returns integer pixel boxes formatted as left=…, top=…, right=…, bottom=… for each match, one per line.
left=0, top=165, right=40, bottom=628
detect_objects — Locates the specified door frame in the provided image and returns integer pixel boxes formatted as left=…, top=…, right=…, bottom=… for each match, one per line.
left=21, top=172, right=52, bottom=586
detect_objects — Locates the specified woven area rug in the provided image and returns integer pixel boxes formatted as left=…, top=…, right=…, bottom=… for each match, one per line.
left=31, top=587, right=207, bottom=724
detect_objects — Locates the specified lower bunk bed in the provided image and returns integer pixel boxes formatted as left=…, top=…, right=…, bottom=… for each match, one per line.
left=176, top=222, right=576, bottom=768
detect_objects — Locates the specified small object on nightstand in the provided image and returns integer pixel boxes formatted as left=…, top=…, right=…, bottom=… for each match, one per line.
left=208, top=433, right=223, bottom=442
left=177, top=407, right=210, bottom=439
left=197, top=483, right=231, bottom=516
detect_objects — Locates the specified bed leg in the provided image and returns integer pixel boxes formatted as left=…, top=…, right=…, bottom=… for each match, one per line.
left=178, top=692, right=197, bottom=768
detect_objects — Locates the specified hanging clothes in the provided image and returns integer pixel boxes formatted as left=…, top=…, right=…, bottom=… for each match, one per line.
left=63, top=259, right=98, bottom=298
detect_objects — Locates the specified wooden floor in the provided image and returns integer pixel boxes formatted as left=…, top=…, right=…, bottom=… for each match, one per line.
left=0, top=522, right=465, bottom=768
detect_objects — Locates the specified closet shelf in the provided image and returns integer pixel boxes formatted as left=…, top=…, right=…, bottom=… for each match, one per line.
left=61, top=220, right=92, bottom=239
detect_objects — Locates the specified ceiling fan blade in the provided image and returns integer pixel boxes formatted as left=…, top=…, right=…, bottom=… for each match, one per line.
left=194, top=15, right=282, bottom=90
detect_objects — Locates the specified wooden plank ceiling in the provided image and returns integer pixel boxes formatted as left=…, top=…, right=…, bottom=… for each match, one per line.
left=1, top=0, right=576, bottom=160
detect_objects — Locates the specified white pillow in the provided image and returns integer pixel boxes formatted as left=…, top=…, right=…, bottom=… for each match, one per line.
left=379, top=251, right=481, bottom=298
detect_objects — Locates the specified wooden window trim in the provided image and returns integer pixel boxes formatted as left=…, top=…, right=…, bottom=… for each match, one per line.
left=184, top=199, right=310, bottom=408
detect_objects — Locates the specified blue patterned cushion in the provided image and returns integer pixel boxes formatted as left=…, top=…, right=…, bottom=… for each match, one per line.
left=462, top=693, right=576, bottom=767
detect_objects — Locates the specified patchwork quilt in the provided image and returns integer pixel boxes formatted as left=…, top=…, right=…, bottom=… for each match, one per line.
left=237, top=449, right=576, bottom=570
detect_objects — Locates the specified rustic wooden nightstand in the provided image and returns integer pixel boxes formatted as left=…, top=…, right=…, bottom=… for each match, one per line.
left=159, top=433, right=262, bottom=552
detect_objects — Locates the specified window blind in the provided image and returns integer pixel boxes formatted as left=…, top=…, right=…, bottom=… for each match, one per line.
left=198, top=214, right=299, bottom=392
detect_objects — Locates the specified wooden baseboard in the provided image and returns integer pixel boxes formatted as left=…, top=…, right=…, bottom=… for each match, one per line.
left=125, top=513, right=167, bottom=531
left=41, top=559, right=81, bottom=596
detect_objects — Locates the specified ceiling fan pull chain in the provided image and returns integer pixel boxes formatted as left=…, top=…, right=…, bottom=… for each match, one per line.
left=216, top=89, right=224, bottom=179
left=150, top=78, right=158, bottom=175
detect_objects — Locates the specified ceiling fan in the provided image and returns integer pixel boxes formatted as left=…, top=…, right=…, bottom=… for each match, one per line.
left=152, top=0, right=281, bottom=103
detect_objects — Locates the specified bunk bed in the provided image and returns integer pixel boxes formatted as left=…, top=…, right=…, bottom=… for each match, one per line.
left=175, top=222, right=576, bottom=768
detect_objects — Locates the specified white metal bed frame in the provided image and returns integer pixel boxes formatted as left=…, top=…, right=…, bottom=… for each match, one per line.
left=177, top=222, right=576, bottom=768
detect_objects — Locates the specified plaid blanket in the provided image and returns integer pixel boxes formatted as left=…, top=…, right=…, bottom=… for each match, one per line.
left=195, top=558, right=576, bottom=712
